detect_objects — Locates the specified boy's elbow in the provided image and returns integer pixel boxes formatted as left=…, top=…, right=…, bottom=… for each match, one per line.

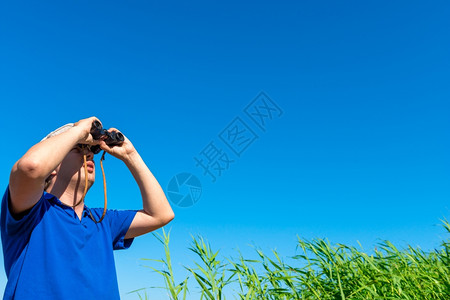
left=166, top=212, right=175, bottom=223
left=161, top=211, right=175, bottom=225
left=15, top=158, right=45, bottom=179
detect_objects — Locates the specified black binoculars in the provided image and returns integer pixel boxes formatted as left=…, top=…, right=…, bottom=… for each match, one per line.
left=87, top=121, right=124, bottom=154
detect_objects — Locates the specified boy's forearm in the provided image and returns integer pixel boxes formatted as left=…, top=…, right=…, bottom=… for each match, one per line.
left=17, top=127, right=84, bottom=179
left=124, top=151, right=174, bottom=220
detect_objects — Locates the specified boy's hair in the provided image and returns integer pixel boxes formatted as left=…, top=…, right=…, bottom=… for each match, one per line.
left=44, top=176, right=52, bottom=191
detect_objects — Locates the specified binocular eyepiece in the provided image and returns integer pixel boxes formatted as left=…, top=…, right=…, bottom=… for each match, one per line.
left=85, top=121, right=124, bottom=154
left=91, top=121, right=124, bottom=145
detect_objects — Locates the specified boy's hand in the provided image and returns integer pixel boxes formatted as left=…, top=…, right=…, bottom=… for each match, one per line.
left=74, top=116, right=103, bottom=145
left=99, top=128, right=137, bottom=162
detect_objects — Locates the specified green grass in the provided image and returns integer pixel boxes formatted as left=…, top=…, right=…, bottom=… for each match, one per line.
left=131, top=219, right=450, bottom=299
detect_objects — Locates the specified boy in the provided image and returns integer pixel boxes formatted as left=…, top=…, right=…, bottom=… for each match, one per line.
left=1, top=116, right=174, bottom=299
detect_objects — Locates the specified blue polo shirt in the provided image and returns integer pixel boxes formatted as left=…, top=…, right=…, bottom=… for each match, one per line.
left=0, top=186, right=137, bottom=299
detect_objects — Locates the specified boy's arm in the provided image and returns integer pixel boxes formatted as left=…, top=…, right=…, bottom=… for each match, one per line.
left=98, top=129, right=174, bottom=239
left=123, top=151, right=174, bottom=239
left=9, top=117, right=99, bottom=214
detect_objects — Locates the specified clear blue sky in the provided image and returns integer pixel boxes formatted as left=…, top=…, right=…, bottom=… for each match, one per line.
left=1, top=0, right=449, bottom=298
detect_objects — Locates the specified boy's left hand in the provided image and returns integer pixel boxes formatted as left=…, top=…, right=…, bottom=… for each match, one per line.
left=99, top=128, right=137, bottom=161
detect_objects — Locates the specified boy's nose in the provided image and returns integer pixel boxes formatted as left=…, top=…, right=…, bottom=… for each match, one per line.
left=82, top=147, right=95, bottom=159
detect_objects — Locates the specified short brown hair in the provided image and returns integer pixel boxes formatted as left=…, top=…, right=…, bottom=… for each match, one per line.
left=44, top=175, right=53, bottom=191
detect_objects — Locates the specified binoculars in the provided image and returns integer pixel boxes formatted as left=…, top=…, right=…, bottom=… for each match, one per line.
left=88, top=120, right=124, bottom=154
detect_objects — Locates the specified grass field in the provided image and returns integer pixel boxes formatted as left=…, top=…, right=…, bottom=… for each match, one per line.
left=131, top=219, right=450, bottom=299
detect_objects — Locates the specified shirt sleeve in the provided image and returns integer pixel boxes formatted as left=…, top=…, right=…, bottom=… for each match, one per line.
left=106, top=209, right=137, bottom=250
left=1, top=185, right=47, bottom=237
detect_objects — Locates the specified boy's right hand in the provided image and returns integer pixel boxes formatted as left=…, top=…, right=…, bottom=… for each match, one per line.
left=74, top=116, right=103, bottom=145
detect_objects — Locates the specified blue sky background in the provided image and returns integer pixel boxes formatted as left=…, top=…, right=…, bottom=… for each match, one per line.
left=1, top=0, right=450, bottom=298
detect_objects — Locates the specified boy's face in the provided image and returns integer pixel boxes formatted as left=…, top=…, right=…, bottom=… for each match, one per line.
left=55, top=145, right=96, bottom=189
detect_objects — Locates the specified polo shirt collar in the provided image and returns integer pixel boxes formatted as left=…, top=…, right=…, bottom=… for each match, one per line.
left=45, top=192, right=91, bottom=219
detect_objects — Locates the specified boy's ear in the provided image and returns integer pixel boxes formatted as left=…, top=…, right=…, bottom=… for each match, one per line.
left=44, top=170, right=58, bottom=191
